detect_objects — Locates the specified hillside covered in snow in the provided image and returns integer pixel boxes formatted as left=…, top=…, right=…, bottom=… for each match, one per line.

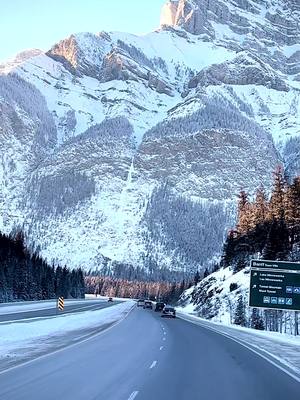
left=0, top=0, right=300, bottom=275
left=179, top=168, right=300, bottom=334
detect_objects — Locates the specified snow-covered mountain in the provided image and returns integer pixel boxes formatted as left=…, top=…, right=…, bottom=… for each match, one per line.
left=0, top=0, right=299, bottom=274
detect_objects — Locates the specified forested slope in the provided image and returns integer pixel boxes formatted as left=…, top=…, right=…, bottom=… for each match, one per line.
left=0, top=232, right=85, bottom=302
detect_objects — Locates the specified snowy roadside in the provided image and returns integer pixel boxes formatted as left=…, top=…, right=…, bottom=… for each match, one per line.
left=0, top=301, right=135, bottom=372
left=177, top=310, right=300, bottom=377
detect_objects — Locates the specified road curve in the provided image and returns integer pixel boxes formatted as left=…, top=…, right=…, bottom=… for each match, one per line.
left=0, top=307, right=299, bottom=400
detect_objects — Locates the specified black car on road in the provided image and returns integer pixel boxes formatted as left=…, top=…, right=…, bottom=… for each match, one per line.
left=143, top=300, right=153, bottom=309
left=155, top=302, right=165, bottom=312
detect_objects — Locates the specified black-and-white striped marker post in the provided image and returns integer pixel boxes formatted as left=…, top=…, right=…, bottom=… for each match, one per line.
left=57, top=296, right=64, bottom=312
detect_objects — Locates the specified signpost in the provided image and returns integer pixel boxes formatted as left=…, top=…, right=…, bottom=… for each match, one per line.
left=57, top=296, right=64, bottom=312
left=249, top=260, right=300, bottom=311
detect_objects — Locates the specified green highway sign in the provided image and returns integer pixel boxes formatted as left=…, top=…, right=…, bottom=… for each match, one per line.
left=249, top=259, right=300, bottom=311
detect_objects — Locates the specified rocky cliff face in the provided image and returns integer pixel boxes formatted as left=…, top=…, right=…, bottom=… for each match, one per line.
left=0, top=0, right=299, bottom=274
left=161, top=0, right=300, bottom=78
left=161, top=0, right=300, bottom=45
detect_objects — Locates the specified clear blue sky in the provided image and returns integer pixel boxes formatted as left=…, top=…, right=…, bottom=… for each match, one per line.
left=1, top=0, right=167, bottom=62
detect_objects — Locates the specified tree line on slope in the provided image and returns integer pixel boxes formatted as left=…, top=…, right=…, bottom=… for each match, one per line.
left=85, top=275, right=191, bottom=305
left=142, top=183, right=232, bottom=271
left=221, top=166, right=300, bottom=334
left=145, top=95, right=267, bottom=140
left=88, top=259, right=189, bottom=283
left=0, top=232, right=85, bottom=302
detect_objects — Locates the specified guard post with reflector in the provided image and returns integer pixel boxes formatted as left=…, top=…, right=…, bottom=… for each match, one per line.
left=57, top=296, right=64, bottom=311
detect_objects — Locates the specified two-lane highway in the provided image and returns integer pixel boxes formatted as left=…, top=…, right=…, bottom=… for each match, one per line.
left=0, top=299, right=119, bottom=323
left=0, top=307, right=299, bottom=400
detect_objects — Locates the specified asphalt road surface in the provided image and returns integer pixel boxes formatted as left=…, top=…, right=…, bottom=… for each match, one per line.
left=0, top=300, right=119, bottom=323
left=0, top=307, right=299, bottom=400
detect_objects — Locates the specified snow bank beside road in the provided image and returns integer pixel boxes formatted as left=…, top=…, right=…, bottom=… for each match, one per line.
left=178, top=311, right=300, bottom=377
left=0, top=301, right=135, bottom=371
left=0, top=298, right=102, bottom=315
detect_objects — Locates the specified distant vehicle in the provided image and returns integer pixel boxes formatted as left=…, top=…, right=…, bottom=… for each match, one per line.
left=155, top=302, right=165, bottom=312
left=161, top=306, right=176, bottom=318
left=137, top=299, right=144, bottom=307
left=108, top=297, right=113, bottom=302
left=144, top=300, right=153, bottom=309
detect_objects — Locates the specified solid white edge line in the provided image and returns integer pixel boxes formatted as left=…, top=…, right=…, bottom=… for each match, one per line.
left=150, top=361, right=157, bottom=369
left=128, top=391, right=139, bottom=400
left=179, top=314, right=300, bottom=384
left=0, top=304, right=136, bottom=376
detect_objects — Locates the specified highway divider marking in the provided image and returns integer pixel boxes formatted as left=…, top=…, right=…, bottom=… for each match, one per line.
left=159, top=346, right=164, bottom=350
left=163, top=337, right=166, bottom=341
left=149, top=361, right=157, bottom=369
left=128, top=391, right=139, bottom=400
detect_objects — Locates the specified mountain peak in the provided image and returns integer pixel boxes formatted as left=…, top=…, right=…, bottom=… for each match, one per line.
left=160, top=0, right=179, bottom=27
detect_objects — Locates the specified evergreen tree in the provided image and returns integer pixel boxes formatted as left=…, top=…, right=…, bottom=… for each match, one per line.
left=234, top=295, right=247, bottom=327
left=251, top=185, right=268, bottom=227
left=250, top=308, right=264, bottom=330
left=194, top=270, right=201, bottom=286
left=268, top=166, right=285, bottom=221
left=233, top=258, right=246, bottom=274
left=284, top=177, right=300, bottom=245
left=237, top=190, right=252, bottom=234
left=203, top=268, right=209, bottom=278
left=221, top=230, right=236, bottom=267
left=263, top=219, right=289, bottom=260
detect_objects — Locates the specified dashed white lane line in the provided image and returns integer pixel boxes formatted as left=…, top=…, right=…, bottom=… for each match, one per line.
left=163, top=331, right=166, bottom=335
left=160, top=346, right=164, bottom=350
left=128, top=391, right=139, bottom=400
left=163, top=337, right=166, bottom=341
left=150, top=360, right=157, bottom=369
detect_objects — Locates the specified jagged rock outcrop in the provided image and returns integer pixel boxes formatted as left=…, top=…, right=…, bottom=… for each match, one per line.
left=161, top=0, right=300, bottom=46
left=188, top=53, right=289, bottom=91
left=47, top=33, right=110, bottom=79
